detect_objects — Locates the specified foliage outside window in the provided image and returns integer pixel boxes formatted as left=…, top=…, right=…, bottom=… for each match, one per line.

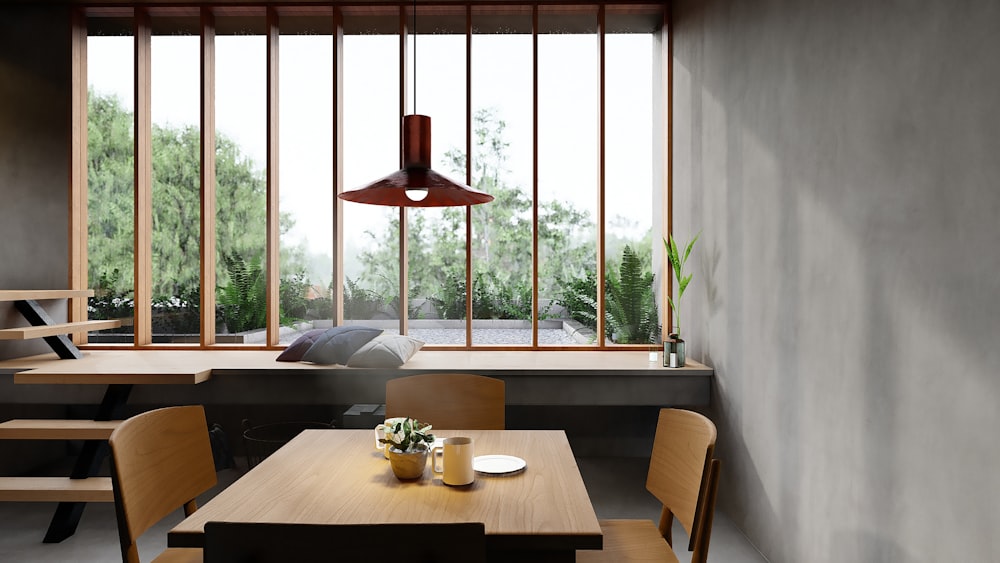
left=83, top=4, right=666, bottom=349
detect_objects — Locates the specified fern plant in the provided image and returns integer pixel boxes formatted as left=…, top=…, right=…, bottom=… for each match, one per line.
left=557, top=246, right=659, bottom=344
left=605, top=245, right=660, bottom=344
left=218, top=253, right=266, bottom=333
left=664, top=232, right=700, bottom=337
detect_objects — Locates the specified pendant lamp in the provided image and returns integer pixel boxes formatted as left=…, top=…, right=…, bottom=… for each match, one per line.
left=338, top=5, right=493, bottom=207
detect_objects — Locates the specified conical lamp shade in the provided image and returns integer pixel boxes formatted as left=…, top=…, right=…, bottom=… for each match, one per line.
left=339, top=115, right=493, bottom=207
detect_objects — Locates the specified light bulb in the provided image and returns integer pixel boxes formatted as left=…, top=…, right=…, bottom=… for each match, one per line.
left=405, top=188, right=429, bottom=202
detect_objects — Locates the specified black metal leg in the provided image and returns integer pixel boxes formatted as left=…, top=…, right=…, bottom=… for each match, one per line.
left=42, top=384, right=133, bottom=543
left=13, top=299, right=83, bottom=359
left=42, top=503, right=90, bottom=544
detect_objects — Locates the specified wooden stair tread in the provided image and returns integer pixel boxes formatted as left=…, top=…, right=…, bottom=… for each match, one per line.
left=0, top=290, right=94, bottom=301
left=0, top=477, right=114, bottom=502
left=0, top=419, right=122, bottom=440
left=0, top=320, right=122, bottom=340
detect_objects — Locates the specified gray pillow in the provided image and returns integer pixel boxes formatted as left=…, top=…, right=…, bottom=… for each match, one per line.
left=276, top=329, right=326, bottom=362
left=301, top=326, right=383, bottom=365
left=347, top=334, right=424, bottom=368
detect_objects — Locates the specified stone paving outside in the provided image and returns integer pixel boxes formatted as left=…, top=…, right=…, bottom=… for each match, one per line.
left=279, top=327, right=579, bottom=346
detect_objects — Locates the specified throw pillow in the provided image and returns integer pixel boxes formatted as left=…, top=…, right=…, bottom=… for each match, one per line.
left=347, top=334, right=425, bottom=368
left=301, top=326, right=383, bottom=365
left=275, top=329, right=326, bottom=362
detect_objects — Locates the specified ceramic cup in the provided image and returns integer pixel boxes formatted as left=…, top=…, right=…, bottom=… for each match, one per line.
left=374, top=417, right=407, bottom=459
left=432, top=437, right=475, bottom=486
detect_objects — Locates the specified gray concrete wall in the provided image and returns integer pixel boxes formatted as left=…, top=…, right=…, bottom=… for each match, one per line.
left=672, top=0, right=1000, bottom=560
left=0, top=6, right=74, bottom=471
left=0, top=6, right=73, bottom=361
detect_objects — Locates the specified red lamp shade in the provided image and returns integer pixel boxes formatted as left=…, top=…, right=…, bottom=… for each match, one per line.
left=339, top=115, right=494, bottom=207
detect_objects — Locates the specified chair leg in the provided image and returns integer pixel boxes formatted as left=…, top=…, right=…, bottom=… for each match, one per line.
left=658, top=506, right=674, bottom=545
left=692, top=459, right=721, bottom=563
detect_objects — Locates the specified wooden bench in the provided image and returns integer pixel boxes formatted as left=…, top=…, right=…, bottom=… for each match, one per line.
left=0, top=290, right=121, bottom=359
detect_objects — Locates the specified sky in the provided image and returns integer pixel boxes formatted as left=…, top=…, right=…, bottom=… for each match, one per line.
left=87, top=28, right=655, bottom=284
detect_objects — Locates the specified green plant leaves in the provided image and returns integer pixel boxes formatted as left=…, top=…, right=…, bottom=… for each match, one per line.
left=218, top=253, right=266, bottom=333
left=683, top=232, right=700, bottom=266
left=381, top=418, right=435, bottom=453
left=664, top=232, right=699, bottom=336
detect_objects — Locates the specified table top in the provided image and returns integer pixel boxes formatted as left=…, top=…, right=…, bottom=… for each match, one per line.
left=169, top=429, right=602, bottom=552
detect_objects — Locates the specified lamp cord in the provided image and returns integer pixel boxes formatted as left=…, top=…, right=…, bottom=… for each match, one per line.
left=412, top=0, right=417, bottom=114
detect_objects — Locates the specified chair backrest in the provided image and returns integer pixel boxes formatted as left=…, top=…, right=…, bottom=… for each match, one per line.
left=645, top=408, right=720, bottom=563
left=203, top=521, right=487, bottom=563
left=385, top=373, right=505, bottom=430
left=109, top=405, right=218, bottom=563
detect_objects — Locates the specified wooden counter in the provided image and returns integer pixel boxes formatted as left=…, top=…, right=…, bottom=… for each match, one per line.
left=0, top=350, right=712, bottom=407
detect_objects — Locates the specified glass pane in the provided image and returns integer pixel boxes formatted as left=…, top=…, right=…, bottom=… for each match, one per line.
left=470, top=7, right=533, bottom=346
left=279, top=31, right=335, bottom=343
left=604, top=30, right=659, bottom=345
left=151, top=19, right=201, bottom=343
left=538, top=8, right=598, bottom=347
left=342, top=12, right=401, bottom=334
left=407, top=10, right=468, bottom=345
left=87, top=23, right=135, bottom=344
left=215, top=16, right=268, bottom=344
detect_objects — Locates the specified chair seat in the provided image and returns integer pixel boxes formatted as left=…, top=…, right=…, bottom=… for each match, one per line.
left=150, top=547, right=202, bottom=563
left=577, top=519, right=681, bottom=563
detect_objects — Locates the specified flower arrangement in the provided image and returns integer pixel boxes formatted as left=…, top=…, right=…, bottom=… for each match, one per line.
left=379, top=417, right=435, bottom=453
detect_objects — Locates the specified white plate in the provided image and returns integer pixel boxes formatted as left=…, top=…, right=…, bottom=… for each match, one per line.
left=473, top=455, right=526, bottom=475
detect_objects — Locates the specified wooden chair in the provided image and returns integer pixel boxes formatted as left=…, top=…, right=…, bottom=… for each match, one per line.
left=578, top=408, right=722, bottom=563
left=108, top=405, right=218, bottom=563
left=203, top=521, right=487, bottom=563
left=385, top=373, right=505, bottom=429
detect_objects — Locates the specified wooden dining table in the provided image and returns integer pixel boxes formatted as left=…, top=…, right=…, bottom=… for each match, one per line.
left=168, top=428, right=603, bottom=562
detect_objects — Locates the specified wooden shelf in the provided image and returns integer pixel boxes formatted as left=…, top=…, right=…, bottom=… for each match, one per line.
left=0, top=419, right=122, bottom=440
left=0, top=290, right=94, bottom=301
left=0, top=477, right=114, bottom=502
left=0, top=320, right=122, bottom=340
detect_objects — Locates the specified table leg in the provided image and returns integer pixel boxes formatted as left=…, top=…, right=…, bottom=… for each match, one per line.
left=42, top=383, right=133, bottom=543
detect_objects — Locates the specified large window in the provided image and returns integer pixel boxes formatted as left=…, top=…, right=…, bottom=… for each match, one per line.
left=82, top=3, right=667, bottom=350
left=86, top=14, right=135, bottom=344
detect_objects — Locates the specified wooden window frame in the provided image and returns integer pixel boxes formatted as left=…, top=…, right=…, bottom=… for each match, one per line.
left=73, top=2, right=670, bottom=352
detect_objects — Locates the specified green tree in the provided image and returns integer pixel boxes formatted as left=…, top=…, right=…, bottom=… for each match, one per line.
left=88, top=91, right=136, bottom=291
left=357, top=107, right=595, bottom=319
left=87, top=90, right=319, bottom=332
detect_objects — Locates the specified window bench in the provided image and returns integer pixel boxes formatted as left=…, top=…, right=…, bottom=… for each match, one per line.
left=0, top=349, right=712, bottom=407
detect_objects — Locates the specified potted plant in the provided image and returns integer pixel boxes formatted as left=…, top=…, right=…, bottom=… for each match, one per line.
left=379, top=418, right=435, bottom=480
left=664, top=232, right=700, bottom=367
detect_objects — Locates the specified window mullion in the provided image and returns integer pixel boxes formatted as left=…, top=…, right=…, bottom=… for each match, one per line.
left=200, top=7, right=217, bottom=346
left=465, top=4, right=473, bottom=348
left=398, top=4, right=409, bottom=337
left=333, top=7, right=345, bottom=326
left=597, top=5, right=607, bottom=348
left=134, top=7, right=153, bottom=347
left=70, top=7, right=88, bottom=340
left=531, top=5, right=540, bottom=348
left=265, top=7, right=280, bottom=347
